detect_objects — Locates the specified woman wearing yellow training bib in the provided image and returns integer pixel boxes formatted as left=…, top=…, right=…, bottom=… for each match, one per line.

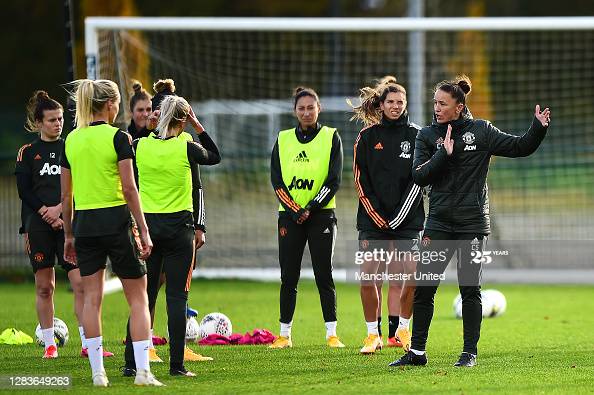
left=269, top=87, right=344, bottom=349
left=130, top=95, right=220, bottom=377
left=61, top=79, right=162, bottom=387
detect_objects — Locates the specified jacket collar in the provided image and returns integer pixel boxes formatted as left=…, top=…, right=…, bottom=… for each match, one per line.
left=380, top=111, right=409, bottom=128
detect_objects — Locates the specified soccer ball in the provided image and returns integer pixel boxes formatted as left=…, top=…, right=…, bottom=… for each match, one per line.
left=185, top=317, right=200, bottom=343
left=452, top=289, right=507, bottom=319
left=35, top=317, right=69, bottom=347
left=198, top=312, right=232, bottom=339
left=483, top=289, right=507, bottom=317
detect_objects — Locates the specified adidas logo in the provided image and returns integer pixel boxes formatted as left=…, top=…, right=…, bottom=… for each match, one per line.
left=34, top=154, right=42, bottom=160
left=323, top=228, right=331, bottom=234
left=293, top=150, right=309, bottom=162
left=374, top=142, right=383, bottom=150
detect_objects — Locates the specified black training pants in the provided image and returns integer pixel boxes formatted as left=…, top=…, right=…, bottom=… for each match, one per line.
left=411, top=229, right=485, bottom=355
left=125, top=226, right=195, bottom=368
left=278, top=210, right=337, bottom=324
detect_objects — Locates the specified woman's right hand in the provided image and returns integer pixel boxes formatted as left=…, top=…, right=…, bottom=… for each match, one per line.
left=444, top=124, right=454, bottom=155
left=64, top=237, right=77, bottom=264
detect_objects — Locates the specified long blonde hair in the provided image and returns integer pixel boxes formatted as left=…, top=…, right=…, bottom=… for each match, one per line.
left=68, top=79, right=120, bottom=128
left=155, top=95, right=191, bottom=138
left=349, top=76, right=407, bottom=126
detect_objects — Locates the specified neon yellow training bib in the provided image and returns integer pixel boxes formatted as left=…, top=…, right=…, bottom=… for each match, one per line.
left=277, top=126, right=336, bottom=211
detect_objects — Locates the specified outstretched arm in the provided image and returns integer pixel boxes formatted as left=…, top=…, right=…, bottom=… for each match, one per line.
left=488, top=105, right=550, bottom=158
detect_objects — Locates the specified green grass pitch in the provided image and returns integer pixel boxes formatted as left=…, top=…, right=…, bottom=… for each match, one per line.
left=0, top=279, right=592, bottom=394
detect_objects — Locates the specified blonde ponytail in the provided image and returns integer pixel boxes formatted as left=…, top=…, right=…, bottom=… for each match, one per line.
left=68, top=79, right=120, bottom=128
left=155, top=96, right=191, bottom=138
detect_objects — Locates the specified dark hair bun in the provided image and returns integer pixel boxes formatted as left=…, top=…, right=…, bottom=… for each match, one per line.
left=153, top=79, right=176, bottom=94
left=35, top=90, right=50, bottom=101
left=132, top=80, right=143, bottom=94
left=456, top=76, right=472, bottom=95
left=293, top=86, right=306, bottom=95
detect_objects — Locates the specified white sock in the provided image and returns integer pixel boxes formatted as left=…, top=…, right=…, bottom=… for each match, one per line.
left=86, top=336, right=104, bottom=374
left=410, top=348, right=425, bottom=355
left=366, top=321, right=379, bottom=336
left=398, top=317, right=411, bottom=330
left=325, top=321, right=337, bottom=339
left=78, top=326, right=86, bottom=349
left=149, top=328, right=154, bottom=349
left=41, top=327, right=56, bottom=348
left=133, top=340, right=151, bottom=372
left=280, top=321, right=292, bottom=338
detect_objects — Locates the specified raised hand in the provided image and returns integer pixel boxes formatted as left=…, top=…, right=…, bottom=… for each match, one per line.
left=147, top=110, right=160, bottom=130
left=534, top=104, right=551, bottom=127
left=444, top=124, right=454, bottom=155
left=188, top=106, right=205, bottom=133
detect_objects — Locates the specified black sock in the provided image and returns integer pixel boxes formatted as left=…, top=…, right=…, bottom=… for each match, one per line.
left=388, top=315, right=399, bottom=338
left=377, top=316, right=382, bottom=337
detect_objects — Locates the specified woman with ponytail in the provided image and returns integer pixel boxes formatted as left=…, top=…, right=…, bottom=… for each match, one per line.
left=127, top=80, right=152, bottom=139
left=123, top=78, right=213, bottom=368
left=351, top=76, right=424, bottom=355
left=61, top=79, right=162, bottom=387
left=15, top=91, right=110, bottom=360
left=129, top=95, right=219, bottom=377
left=390, top=75, right=550, bottom=368
left=269, top=87, right=345, bottom=349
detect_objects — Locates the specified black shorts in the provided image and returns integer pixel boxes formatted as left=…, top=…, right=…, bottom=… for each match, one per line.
left=358, top=229, right=420, bottom=243
left=75, top=226, right=146, bottom=279
left=356, top=230, right=420, bottom=286
left=25, top=230, right=77, bottom=274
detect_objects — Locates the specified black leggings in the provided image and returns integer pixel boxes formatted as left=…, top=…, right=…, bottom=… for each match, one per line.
left=411, top=229, right=485, bottom=355
left=125, top=227, right=195, bottom=369
left=278, top=210, right=337, bottom=324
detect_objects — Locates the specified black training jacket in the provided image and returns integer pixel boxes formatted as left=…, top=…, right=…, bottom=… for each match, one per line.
left=354, top=113, right=424, bottom=233
left=412, top=108, right=548, bottom=234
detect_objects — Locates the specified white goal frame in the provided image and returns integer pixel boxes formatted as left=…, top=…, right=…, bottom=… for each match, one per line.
left=85, top=16, right=594, bottom=125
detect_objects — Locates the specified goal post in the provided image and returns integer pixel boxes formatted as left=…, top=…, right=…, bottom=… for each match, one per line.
left=85, top=16, right=594, bottom=125
left=83, top=16, right=594, bottom=280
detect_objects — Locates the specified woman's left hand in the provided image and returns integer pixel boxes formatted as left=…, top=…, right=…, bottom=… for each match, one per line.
left=188, top=106, right=205, bottom=133
left=147, top=110, right=160, bottom=130
left=534, top=104, right=551, bottom=127
left=195, top=229, right=206, bottom=250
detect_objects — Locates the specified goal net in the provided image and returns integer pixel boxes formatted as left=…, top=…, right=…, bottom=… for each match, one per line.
left=84, top=17, right=594, bottom=275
